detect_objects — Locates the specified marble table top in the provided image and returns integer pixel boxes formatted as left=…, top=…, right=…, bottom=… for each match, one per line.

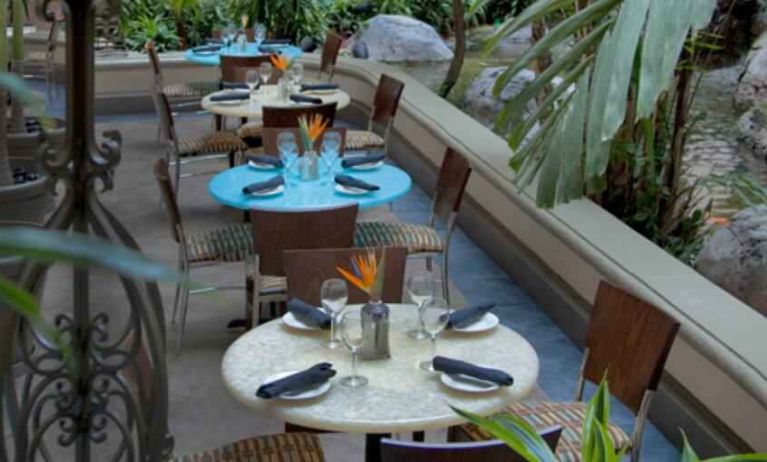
left=201, top=86, right=351, bottom=119
left=221, top=304, right=539, bottom=434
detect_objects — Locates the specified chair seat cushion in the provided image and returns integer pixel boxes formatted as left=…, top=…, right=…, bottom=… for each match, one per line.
left=346, top=129, right=384, bottom=150
left=354, top=221, right=443, bottom=254
left=173, top=432, right=324, bottom=461
left=238, top=121, right=264, bottom=140
left=186, top=224, right=253, bottom=263
left=459, top=401, right=631, bottom=462
left=164, top=80, right=220, bottom=99
left=177, top=131, right=248, bottom=157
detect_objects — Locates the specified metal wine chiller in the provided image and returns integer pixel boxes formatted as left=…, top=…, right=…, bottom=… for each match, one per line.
left=0, top=0, right=174, bottom=460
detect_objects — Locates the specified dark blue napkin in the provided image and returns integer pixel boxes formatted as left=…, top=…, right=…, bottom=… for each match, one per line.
left=247, top=154, right=283, bottom=168
left=242, top=175, right=284, bottom=194
left=446, top=303, right=495, bottom=329
left=193, top=44, right=222, bottom=53
left=290, top=94, right=323, bottom=105
left=341, top=152, right=386, bottom=169
left=222, top=82, right=250, bottom=90
left=288, top=298, right=331, bottom=329
left=256, top=363, right=336, bottom=399
left=301, top=83, right=339, bottom=92
left=335, top=174, right=380, bottom=191
left=432, top=356, right=513, bottom=386
left=210, top=92, right=249, bottom=102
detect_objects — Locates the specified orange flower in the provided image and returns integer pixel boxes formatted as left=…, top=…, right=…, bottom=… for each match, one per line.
left=337, top=250, right=385, bottom=296
left=298, top=114, right=328, bottom=151
left=269, top=54, right=290, bottom=71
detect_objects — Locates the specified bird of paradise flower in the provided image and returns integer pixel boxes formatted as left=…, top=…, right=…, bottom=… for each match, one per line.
left=337, top=249, right=386, bottom=299
left=297, top=114, right=329, bottom=152
left=269, top=54, right=291, bottom=72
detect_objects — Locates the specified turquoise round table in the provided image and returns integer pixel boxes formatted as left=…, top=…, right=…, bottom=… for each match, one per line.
left=208, top=164, right=412, bottom=211
left=185, top=43, right=303, bottom=66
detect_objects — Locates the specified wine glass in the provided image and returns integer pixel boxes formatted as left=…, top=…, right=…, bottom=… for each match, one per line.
left=291, top=62, right=304, bottom=87
left=418, top=296, right=451, bottom=371
left=340, top=309, right=368, bottom=388
left=406, top=269, right=441, bottom=339
left=259, top=62, right=273, bottom=87
left=224, top=23, right=236, bottom=50
left=254, top=23, right=267, bottom=45
left=321, top=130, right=342, bottom=177
left=321, top=278, right=348, bottom=350
left=277, top=131, right=298, bottom=185
left=245, top=69, right=260, bottom=104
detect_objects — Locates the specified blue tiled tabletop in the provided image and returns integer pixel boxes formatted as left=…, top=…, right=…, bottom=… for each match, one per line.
left=185, top=43, right=302, bottom=66
left=208, top=163, right=412, bottom=211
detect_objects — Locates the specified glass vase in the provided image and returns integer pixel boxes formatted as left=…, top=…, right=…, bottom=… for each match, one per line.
left=359, top=299, right=390, bottom=360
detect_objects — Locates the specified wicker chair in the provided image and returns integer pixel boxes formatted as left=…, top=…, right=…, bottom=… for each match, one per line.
left=154, top=159, right=253, bottom=354
left=173, top=432, right=325, bottom=462
left=451, top=281, right=681, bottom=462
left=345, top=74, right=404, bottom=152
left=155, top=91, right=247, bottom=192
left=246, top=205, right=358, bottom=325
left=354, top=147, right=471, bottom=304
left=319, top=32, right=344, bottom=82
left=239, top=102, right=338, bottom=141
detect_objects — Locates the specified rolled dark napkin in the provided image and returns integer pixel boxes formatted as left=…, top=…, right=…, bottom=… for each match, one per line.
left=341, top=152, right=386, bottom=169
left=192, top=44, right=222, bottom=53
left=247, top=154, right=283, bottom=168
left=287, top=298, right=331, bottom=329
left=290, top=94, right=323, bottom=105
left=256, top=363, right=336, bottom=399
left=210, top=92, right=249, bottom=102
left=432, top=356, right=513, bottom=386
left=301, top=83, right=339, bottom=92
left=446, top=303, right=496, bottom=329
left=242, top=175, right=284, bottom=194
left=221, top=81, right=250, bottom=90
left=335, top=174, right=380, bottom=192
left=207, top=39, right=224, bottom=45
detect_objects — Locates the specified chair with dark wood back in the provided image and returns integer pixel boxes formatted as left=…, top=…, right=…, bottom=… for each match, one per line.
left=454, top=281, right=680, bottom=462
left=260, top=127, right=346, bottom=156
left=382, top=426, right=562, bottom=462
left=246, top=205, right=359, bottom=323
left=283, top=247, right=407, bottom=305
left=346, top=74, right=405, bottom=151
left=354, top=147, right=471, bottom=304
left=262, top=102, right=338, bottom=128
left=220, top=54, right=276, bottom=83
left=319, top=32, right=344, bottom=81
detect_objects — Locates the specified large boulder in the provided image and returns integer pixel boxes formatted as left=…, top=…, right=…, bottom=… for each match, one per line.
left=736, top=106, right=767, bottom=160
left=462, top=67, right=536, bottom=132
left=351, top=15, right=453, bottom=62
left=735, top=33, right=767, bottom=110
left=696, top=205, right=767, bottom=316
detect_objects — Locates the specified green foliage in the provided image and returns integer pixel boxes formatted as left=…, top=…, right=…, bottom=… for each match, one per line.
left=122, top=13, right=179, bottom=51
left=706, top=171, right=767, bottom=210
left=376, top=0, right=412, bottom=15
left=411, top=0, right=454, bottom=34
left=451, top=378, right=767, bottom=462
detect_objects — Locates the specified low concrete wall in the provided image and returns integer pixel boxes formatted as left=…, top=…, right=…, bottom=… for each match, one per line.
left=88, top=51, right=767, bottom=454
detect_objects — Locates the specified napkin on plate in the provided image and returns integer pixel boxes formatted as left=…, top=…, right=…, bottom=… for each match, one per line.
left=242, top=175, right=284, bottom=194
left=446, top=303, right=496, bottom=329
left=287, top=298, right=331, bottom=329
left=290, top=94, right=323, bottom=105
left=256, top=363, right=337, bottom=399
left=335, top=174, right=380, bottom=191
left=432, top=356, right=513, bottom=386
left=222, top=82, right=250, bottom=90
left=192, top=44, right=222, bottom=53
left=341, top=152, right=386, bottom=169
left=301, top=83, right=339, bottom=92
left=210, top=92, right=249, bottom=102
left=247, top=154, right=283, bottom=168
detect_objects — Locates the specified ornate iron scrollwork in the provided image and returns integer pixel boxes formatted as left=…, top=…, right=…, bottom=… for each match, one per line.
left=1, top=0, right=173, bottom=460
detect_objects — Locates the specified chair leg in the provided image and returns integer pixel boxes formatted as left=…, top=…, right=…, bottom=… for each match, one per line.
left=442, top=250, right=450, bottom=306
left=175, top=265, right=191, bottom=355
left=170, top=279, right=182, bottom=324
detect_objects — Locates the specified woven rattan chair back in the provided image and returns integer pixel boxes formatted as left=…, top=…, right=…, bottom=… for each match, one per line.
left=320, top=32, right=343, bottom=80
left=262, top=102, right=337, bottom=128
left=153, top=158, right=183, bottom=243
left=221, top=54, right=276, bottom=83
left=431, top=148, right=472, bottom=226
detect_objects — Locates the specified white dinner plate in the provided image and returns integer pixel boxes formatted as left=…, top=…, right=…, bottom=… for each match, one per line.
left=440, top=366, right=501, bottom=393
left=304, top=89, right=337, bottom=95
left=281, top=311, right=322, bottom=331
left=335, top=183, right=371, bottom=196
left=349, top=160, right=384, bottom=171
left=452, top=313, right=500, bottom=333
left=262, top=370, right=331, bottom=400
left=248, top=160, right=281, bottom=171
left=245, top=184, right=284, bottom=197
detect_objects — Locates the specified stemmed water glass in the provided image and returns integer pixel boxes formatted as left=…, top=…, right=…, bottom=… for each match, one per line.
left=224, top=23, right=236, bottom=50
left=321, top=130, right=342, bottom=179
left=245, top=69, right=260, bottom=104
left=321, top=279, right=348, bottom=350
left=277, top=131, right=298, bottom=186
left=406, top=269, right=441, bottom=339
left=254, top=23, right=267, bottom=45
left=418, top=296, right=451, bottom=371
left=291, top=62, right=304, bottom=89
left=340, top=309, right=368, bottom=388
left=259, top=62, right=273, bottom=88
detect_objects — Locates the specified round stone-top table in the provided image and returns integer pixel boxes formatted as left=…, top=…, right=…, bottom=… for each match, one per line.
left=208, top=164, right=412, bottom=211
left=201, top=86, right=351, bottom=119
left=221, top=304, right=539, bottom=435
left=184, top=43, right=302, bottom=66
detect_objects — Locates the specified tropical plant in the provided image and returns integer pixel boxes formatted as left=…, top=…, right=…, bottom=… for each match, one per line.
left=452, top=378, right=767, bottom=461
left=376, top=0, right=412, bottom=15
left=166, top=0, right=200, bottom=49
left=122, top=13, right=180, bottom=51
